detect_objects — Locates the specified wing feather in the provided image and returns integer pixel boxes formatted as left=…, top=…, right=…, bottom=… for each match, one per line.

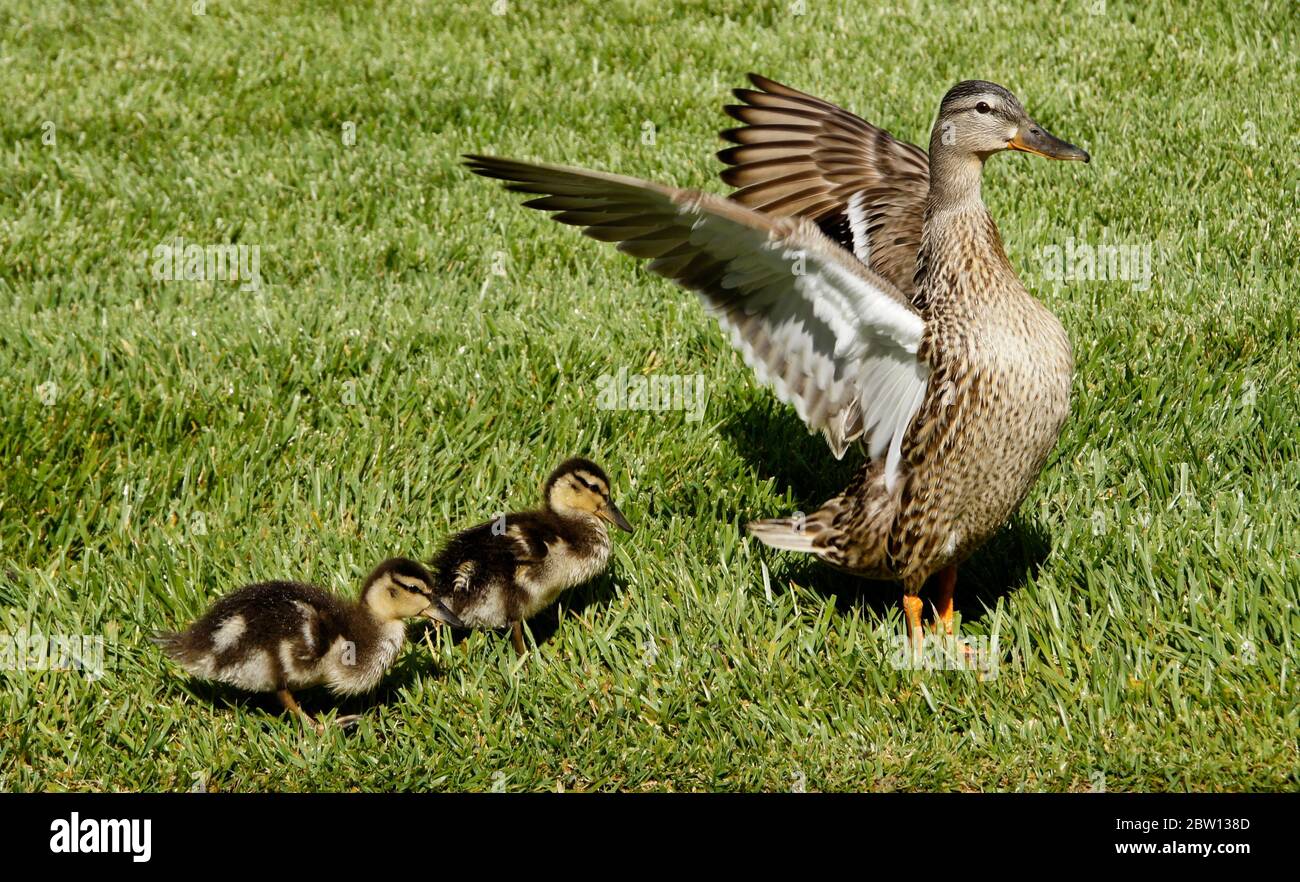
left=464, top=155, right=931, bottom=487
left=718, top=74, right=929, bottom=300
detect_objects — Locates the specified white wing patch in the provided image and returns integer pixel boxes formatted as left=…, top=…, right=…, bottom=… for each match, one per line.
left=462, top=156, right=931, bottom=490
left=210, top=615, right=246, bottom=652
left=846, top=189, right=872, bottom=265
left=686, top=209, right=928, bottom=490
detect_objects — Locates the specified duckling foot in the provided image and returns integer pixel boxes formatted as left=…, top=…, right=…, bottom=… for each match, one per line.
left=278, top=688, right=325, bottom=735
left=510, top=621, right=527, bottom=657
left=333, top=714, right=363, bottom=729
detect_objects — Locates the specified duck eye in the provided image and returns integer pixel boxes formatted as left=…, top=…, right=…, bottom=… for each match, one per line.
left=975, top=102, right=991, bottom=114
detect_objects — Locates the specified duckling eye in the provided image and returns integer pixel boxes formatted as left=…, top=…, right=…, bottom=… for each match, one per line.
left=975, top=102, right=991, bottom=114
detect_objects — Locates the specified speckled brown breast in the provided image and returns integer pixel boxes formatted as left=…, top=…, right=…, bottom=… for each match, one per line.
left=885, top=206, right=1074, bottom=588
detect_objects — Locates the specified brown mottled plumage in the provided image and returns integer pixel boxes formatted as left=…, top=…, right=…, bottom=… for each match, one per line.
left=719, top=73, right=930, bottom=299
left=153, top=558, right=463, bottom=732
left=463, top=75, right=1089, bottom=644
left=430, top=458, right=633, bottom=656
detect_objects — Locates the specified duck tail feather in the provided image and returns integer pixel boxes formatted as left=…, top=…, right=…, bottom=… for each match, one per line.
left=149, top=630, right=196, bottom=663
left=746, top=517, right=820, bottom=553
left=149, top=630, right=179, bottom=648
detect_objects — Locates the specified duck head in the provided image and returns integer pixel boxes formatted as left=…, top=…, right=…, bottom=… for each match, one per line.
left=931, top=80, right=1090, bottom=163
left=928, top=81, right=1089, bottom=205
left=361, top=557, right=463, bottom=626
left=544, top=457, right=634, bottom=533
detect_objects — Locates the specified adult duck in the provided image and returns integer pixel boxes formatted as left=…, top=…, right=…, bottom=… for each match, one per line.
left=464, top=74, right=1089, bottom=644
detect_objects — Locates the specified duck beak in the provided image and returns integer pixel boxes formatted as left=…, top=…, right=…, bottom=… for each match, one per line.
left=1008, top=121, right=1090, bottom=163
left=599, top=501, right=634, bottom=533
left=421, top=598, right=464, bottom=628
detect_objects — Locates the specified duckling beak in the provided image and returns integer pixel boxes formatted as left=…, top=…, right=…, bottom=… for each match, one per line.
left=599, top=501, right=634, bottom=533
left=421, top=598, right=465, bottom=628
left=1008, top=121, right=1090, bottom=163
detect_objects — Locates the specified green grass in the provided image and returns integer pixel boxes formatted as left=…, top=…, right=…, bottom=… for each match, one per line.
left=1, top=0, right=1297, bottom=792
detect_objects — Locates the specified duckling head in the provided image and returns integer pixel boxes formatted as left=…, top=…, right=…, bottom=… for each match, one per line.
left=361, top=557, right=463, bottom=626
left=544, top=458, right=634, bottom=533
left=929, top=81, right=1089, bottom=200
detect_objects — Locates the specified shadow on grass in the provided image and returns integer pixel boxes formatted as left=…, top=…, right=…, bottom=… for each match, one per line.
left=168, top=680, right=283, bottom=723
left=723, top=399, right=1052, bottom=625
left=764, top=514, right=1051, bottom=626
left=164, top=646, right=459, bottom=730
left=720, top=398, right=858, bottom=503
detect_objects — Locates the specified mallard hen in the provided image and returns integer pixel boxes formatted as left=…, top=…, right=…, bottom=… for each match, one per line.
left=464, top=75, right=1088, bottom=644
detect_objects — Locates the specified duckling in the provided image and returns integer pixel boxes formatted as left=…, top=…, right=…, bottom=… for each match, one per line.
left=430, top=457, right=633, bottom=655
left=152, top=557, right=463, bottom=732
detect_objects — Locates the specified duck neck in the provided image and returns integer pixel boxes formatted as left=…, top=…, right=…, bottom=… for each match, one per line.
left=925, top=139, right=987, bottom=213
left=553, top=506, right=605, bottom=532
left=353, top=598, right=405, bottom=656
left=916, top=144, right=1017, bottom=314
left=547, top=508, right=609, bottom=551
left=327, top=603, right=405, bottom=694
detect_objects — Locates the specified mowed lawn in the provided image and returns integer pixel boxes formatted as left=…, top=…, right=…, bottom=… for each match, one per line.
left=1, top=0, right=1296, bottom=791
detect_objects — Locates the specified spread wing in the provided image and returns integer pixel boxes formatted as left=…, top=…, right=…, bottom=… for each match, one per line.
left=718, top=73, right=930, bottom=300
left=463, top=155, right=930, bottom=489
